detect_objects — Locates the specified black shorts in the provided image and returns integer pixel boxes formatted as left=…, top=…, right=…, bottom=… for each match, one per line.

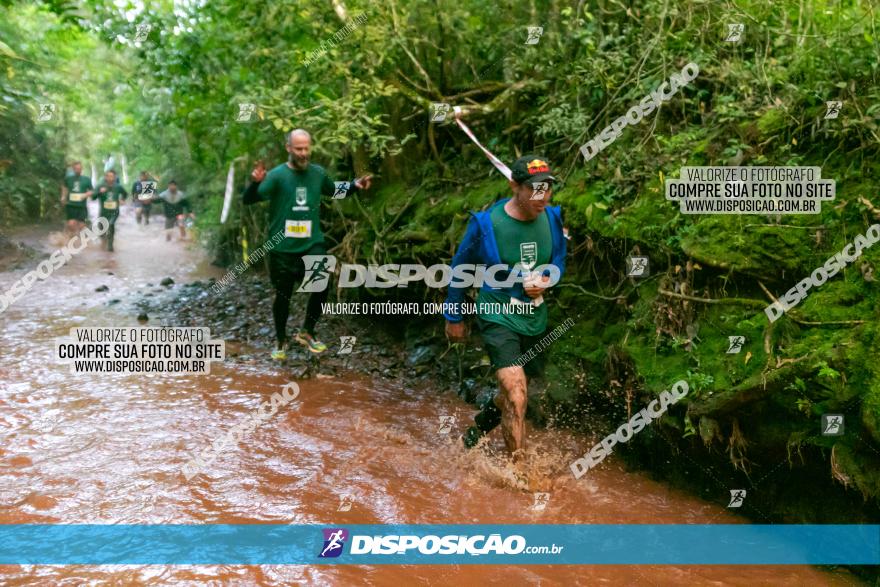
left=164, top=215, right=179, bottom=229
left=100, top=210, right=119, bottom=224
left=477, top=317, right=547, bottom=378
left=65, top=205, right=88, bottom=222
left=268, top=243, right=328, bottom=291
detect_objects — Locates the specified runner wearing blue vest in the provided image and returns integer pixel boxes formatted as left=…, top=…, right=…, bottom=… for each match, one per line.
left=444, top=155, right=566, bottom=459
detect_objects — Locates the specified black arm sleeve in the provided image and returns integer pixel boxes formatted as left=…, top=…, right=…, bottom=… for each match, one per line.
left=243, top=181, right=262, bottom=205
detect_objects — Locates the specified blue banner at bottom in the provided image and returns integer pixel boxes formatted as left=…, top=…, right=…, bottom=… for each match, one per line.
left=0, top=524, right=877, bottom=565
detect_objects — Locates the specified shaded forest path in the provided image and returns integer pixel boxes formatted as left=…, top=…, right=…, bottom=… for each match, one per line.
left=0, top=206, right=861, bottom=585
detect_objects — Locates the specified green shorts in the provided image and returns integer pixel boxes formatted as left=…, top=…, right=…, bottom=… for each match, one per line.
left=477, top=317, right=547, bottom=378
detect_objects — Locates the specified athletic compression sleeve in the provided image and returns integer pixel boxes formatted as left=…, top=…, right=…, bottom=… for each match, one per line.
left=242, top=181, right=262, bottom=205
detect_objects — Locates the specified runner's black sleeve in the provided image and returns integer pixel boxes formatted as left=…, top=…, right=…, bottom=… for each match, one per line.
left=242, top=181, right=262, bottom=205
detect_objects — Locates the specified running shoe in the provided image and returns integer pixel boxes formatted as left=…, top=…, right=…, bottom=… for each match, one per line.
left=463, top=400, right=502, bottom=449
left=474, top=400, right=502, bottom=432
left=271, top=348, right=287, bottom=361
left=462, top=426, right=483, bottom=449
left=294, top=331, right=328, bottom=354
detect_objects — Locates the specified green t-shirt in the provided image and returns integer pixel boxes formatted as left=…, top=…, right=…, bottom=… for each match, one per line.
left=64, top=174, right=93, bottom=209
left=94, top=181, right=127, bottom=214
left=255, top=163, right=338, bottom=254
left=477, top=203, right=552, bottom=336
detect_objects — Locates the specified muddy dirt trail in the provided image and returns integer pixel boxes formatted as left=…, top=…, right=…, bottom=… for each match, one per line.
left=0, top=207, right=862, bottom=585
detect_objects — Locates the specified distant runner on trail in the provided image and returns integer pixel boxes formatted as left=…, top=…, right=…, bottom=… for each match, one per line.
left=243, top=128, right=372, bottom=360
left=159, top=181, right=193, bottom=242
left=93, top=169, right=128, bottom=252
left=132, top=171, right=157, bottom=225
left=444, top=155, right=566, bottom=459
left=60, top=161, right=93, bottom=236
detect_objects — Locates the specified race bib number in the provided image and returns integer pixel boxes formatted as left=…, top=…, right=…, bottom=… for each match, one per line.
left=103, top=200, right=118, bottom=210
left=69, top=192, right=86, bottom=202
left=285, top=220, right=312, bottom=238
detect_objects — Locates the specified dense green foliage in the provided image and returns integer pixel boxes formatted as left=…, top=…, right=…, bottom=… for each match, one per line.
left=2, top=0, right=879, bottom=514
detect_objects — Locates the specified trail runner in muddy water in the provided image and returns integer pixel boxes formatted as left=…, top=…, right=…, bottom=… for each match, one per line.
left=60, top=161, right=93, bottom=237
left=445, top=155, right=566, bottom=459
left=243, top=129, right=372, bottom=360
left=159, top=181, right=193, bottom=242
left=92, top=169, right=127, bottom=252
left=132, top=170, right=157, bottom=226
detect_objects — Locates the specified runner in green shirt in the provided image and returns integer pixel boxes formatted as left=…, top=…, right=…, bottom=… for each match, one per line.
left=93, top=170, right=128, bottom=252
left=475, top=203, right=553, bottom=336
left=445, top=155, right=566, bottom=459
left=60, top=161, right=93, bottom=236
left=244, top=128, right=372, bottom=359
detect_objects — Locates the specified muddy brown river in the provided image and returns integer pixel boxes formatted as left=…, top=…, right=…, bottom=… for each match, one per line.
left=0, top=208, right=862, bottom=585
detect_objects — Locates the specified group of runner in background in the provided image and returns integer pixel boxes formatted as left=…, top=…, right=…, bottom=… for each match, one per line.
left=60, top=162, right=194, bottom=250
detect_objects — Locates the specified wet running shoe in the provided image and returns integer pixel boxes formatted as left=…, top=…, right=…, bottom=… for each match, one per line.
left=271, top=348, right=287, bottom=361
left=462, top=426, right=483, bottom=449
left=463, top=398, right=502, bottom=449
left=295, top=331, right=327, bottom=354
left=474, top=400, right=502, bottom=432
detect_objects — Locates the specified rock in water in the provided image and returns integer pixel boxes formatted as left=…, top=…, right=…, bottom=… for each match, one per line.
left=160, top=277, right=174, bottom=287
left=137, top=312, right=149, bottom=322
left=407, top=345, right=436, bottom=366
left=95, top=285, right=109, bottom=292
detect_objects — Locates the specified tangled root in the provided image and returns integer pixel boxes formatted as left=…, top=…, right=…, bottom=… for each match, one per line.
left=728, top=418, right=752, bottom=474
left=830, top=445, right=852, bottom=489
